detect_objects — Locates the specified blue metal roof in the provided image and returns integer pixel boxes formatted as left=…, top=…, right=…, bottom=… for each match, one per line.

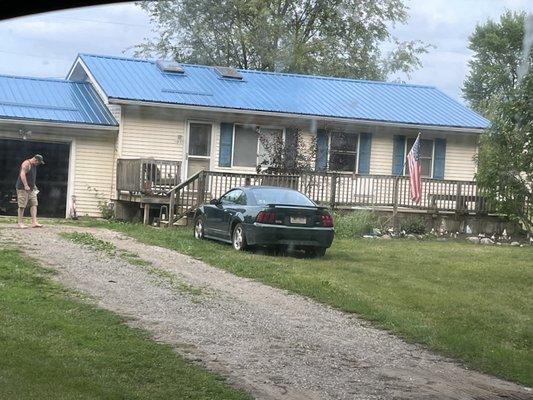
left=0, top=74, right=117, bottom=127
left=77, top=54, right=489, bottom=129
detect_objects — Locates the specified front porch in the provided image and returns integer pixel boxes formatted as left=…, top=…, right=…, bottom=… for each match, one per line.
left=115, top=158, right=495, bottom=226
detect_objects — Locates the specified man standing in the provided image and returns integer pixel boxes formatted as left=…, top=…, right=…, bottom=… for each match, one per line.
left=16, top=154, right=44, bottom=228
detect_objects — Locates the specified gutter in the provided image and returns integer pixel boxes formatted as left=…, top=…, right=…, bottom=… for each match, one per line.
left=0, top=117, right=118, bottom=131
left=108, top=98, right=488, bottom=134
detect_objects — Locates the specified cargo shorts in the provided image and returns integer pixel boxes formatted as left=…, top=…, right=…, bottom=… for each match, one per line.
left=17, top=189, right=38, bottom=208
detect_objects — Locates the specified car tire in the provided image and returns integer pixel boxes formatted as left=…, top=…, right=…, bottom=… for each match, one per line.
left=307, top=247, right=327, bottom=258
left=194, top=216, right=205, bottom=240
left=232, top=223, right=247, bottom=251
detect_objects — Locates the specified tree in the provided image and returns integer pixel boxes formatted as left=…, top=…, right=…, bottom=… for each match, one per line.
left=475, top=72, right=532, bottom=232
left=256, top=127, right=315, bottom=174
left=135, top=0, right=429, bottom=81
left=463, top=11, right=533, bottom=232
left=463, top=11, right=532, bottom=113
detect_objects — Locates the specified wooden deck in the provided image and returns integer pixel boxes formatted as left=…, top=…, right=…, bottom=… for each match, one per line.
left=115, top=159, right=502, bottom=226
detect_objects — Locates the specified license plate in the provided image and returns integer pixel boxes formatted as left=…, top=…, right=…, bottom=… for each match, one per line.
left=290, top=216, right=306, bottom=224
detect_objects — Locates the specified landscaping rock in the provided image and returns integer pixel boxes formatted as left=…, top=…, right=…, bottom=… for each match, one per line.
left=467, top=236, right=480, bottom=244
left=362, top=235, right=376, bottom=239
left=406, top=234, right=417, bottom=240
left=510, top=242, right=520, bottom=246
left=480, top=238, right=494, bottom=245
left=380, top=234, right=392, bottom=240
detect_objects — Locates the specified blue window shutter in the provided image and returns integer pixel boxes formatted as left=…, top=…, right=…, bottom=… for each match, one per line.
left=285, top=128, right=298, bottom=170
left=392, top=135, right=406, bottom=175
left=433, top=138, right=446, bottom=179
left=315, top=129, right=328, bottom=171
left=219, top=123, right=233, bottom=167
left=357, top=132, right=372, bottom=174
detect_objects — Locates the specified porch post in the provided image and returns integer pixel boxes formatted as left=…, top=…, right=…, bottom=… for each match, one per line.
left=330, top=174, right=337, bottom=209
left=143, top=203, right=150, bottom=225
left=168, top=191, right=175, bottom=228
left=392, top=176, right=399, bottom=231
left=197, top=171, right=206, bottom=205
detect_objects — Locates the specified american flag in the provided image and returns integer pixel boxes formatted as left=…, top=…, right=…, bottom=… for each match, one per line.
left=407, top=136, right=422, bottom=204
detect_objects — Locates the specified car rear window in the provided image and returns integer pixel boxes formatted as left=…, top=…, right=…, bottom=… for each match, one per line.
left=251, top=188, right=315, bottom=206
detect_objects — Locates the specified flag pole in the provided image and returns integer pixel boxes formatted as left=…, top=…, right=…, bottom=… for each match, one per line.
left=393, top=131, right=421, bottom=232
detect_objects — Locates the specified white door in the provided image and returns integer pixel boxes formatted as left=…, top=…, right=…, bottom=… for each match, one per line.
left=187, top=122, right=212, bottom=177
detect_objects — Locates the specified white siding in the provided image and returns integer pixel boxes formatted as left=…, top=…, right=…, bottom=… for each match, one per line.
left=73, top=134, right=116, bottom=217
left=369, top=130, right=394, bottom=175
left=443, top=134, right=478, bottom=181
left=119, top=106, right=185, bottom=160
left=117, top=105, right=480, bottom=187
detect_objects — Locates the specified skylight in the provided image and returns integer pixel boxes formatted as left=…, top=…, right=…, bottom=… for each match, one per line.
left=214, top=66, right=243, bottom=80
left=156, top=60, right=185, bottom=74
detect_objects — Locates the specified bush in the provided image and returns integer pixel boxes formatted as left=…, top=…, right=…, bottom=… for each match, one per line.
left=97, top=200, right=115, bottom=220
left=400, top=216, right=426, bottom=234
left=334, top=210, right=382, bottom=238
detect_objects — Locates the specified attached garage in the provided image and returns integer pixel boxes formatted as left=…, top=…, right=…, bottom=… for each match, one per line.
left=0, top=75, right=118, bottom=218
left=0, top=138, right=70, bottom=217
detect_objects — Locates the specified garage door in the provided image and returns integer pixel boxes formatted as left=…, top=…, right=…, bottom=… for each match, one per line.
left=0, top=138, right=70, bottom=218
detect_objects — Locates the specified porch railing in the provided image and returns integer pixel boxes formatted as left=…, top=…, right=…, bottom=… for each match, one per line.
left=165, top=170, right=496, bottom=225
left=116, top=158, right=181, bottom=196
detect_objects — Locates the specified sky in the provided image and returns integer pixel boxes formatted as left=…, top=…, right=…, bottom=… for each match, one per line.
left=0, top=0, right=531, bottom=103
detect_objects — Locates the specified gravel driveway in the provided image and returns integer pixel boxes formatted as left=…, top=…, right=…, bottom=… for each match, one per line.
left=2, top=225, right=530, bottom=400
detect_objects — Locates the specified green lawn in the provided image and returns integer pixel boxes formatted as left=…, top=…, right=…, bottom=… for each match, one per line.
left=69, top=219, right=532, bottom=387
left=0, top=247, right=251, bottom=400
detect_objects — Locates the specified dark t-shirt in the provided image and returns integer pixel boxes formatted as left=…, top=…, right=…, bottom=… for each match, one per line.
left=16, top=162, right=37, bottom=190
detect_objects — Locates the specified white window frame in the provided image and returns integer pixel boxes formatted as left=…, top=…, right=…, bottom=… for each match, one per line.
left=404, top=137, right=435, bottom=178
left=327, top=131, right=360, bottom=174
left=231, top=124, right=286, bottom=168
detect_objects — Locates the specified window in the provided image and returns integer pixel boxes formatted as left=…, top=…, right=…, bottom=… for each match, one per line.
left=406, top=138, right=433, bottom=177
left=188, top=123, right=211, bottom=156
left=233, top=125, right=257, bottom=167
left=221, top=189, right=245, bottom=205
left=233, top=125, right=283, bottom=168
left=251, top=187, right=315, bottom=206
left=329, top=132, right=358, bottom=172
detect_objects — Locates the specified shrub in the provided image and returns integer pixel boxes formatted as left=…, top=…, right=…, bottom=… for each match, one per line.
left=400, top=216, right=426, bottom=234
left=334, top=210, right=381, bottom=238
left=97, top=200, right=115, bottom=220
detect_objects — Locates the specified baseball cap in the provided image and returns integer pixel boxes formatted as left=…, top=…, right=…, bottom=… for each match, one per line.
left=34, top=154, right=45, bottom=165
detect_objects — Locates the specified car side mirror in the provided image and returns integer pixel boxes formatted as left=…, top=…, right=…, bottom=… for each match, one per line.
left=210, top=198, right=220, bottom=205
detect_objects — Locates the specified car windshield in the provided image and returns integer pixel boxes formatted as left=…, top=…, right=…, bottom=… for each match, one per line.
left=251, top=188, right=315, bottom=206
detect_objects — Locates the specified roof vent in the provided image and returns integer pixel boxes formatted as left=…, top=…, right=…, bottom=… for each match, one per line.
left=214, top=66, right=243, bottom=80
left=156, top=60, right=185, bottom=74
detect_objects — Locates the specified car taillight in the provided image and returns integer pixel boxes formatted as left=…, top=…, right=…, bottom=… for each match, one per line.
left=320, top=214, right=333, bottom=227
left=256, top=211, right=276, bottom=224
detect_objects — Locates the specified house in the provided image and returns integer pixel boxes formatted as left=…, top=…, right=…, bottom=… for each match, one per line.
left=0, top=53, right=489, bottom=220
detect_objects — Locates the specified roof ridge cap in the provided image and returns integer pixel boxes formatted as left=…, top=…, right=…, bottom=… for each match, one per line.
left=80, top=53, right=437, bottom=89
left=0, top=73, right=89, bottom=84
left=80, top=53, right=155, bottom=64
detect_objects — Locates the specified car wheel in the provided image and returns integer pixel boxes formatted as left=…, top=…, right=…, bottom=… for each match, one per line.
left=194, top=216, right=205, bottom=239
left=307, top=247, right=326, bottom=258
left=232, top=223, right=247, bottom=251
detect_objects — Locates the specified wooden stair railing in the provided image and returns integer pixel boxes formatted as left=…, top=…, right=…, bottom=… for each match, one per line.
left=165, top=170, right=206, bottom=226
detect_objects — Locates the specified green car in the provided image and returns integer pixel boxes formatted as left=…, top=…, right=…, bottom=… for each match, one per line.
left=193, top=186, right=334, bottom=257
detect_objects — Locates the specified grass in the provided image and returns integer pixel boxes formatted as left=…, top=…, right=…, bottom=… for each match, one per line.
left=60, top=218, right=532, bottom=387
left=0, top=247, right=250, bottom=400
left=59, top=231, right=116, bottom=253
